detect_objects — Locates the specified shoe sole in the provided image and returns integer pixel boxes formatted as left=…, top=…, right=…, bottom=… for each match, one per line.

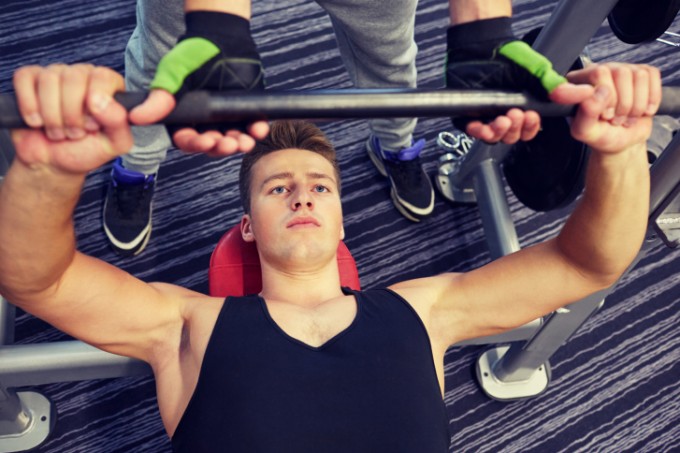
left=103, top=219, right=152, bottom=256
left=391, top=189, right=421, bottom=222
left=132, top=221, right=152, bottom=256
left=390, top=187, right=434, bottom=222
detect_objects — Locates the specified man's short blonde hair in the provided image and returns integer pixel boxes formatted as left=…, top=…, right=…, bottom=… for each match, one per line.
left=239, top=120, right=341, bottom=213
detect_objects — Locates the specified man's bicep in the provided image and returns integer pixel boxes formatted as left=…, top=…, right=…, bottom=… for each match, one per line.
left=14, top=251, right=187, bottom=363
left=434, top=240, right=608, bottom=345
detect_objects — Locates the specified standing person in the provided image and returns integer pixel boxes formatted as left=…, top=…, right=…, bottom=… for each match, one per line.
left=103, top=0, right=267, bottom=255
left=2, top=60, right=660, bottom=450
left=106, top=0, right=565, bottom=255
left=105, top=0, right=430, bottom=256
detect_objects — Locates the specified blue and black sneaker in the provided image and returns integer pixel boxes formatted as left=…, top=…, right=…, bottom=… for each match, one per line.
left=103, top=158, right=155, bottom=256
left=366, top=136, right=434, bottom=222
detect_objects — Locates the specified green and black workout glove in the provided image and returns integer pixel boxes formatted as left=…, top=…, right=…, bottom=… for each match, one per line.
left=151, top=11, right=265, bottom=135
left=445, top=17, right=566, bottom=132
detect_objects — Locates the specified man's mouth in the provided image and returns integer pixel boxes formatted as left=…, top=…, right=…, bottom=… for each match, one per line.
left=287, top=216, right=321, bottom=228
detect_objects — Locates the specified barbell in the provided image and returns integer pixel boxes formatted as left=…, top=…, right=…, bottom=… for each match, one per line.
left=1, top=88, right=680, bottom=128
left=1, top=88, right=679, bottom=213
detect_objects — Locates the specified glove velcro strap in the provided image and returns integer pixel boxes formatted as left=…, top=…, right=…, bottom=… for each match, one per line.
left=497, top=41, right=567, bottom=93
left=151, top=37, right=220, bottom=94
left=185, top=11, right=257, bottom=59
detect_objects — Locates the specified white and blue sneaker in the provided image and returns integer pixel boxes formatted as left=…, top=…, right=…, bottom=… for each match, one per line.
left=366, top=136, right=434, bottom=222
left=103, top=158, right=155, bottom=256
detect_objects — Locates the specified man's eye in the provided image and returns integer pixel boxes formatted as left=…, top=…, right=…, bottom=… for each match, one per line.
left=314, top=185, right=329, bottom=193
left=271, top=186, right=288, bottom=194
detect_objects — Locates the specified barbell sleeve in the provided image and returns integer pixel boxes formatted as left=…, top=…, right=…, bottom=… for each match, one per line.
left=1, top=87, right=680, bottom=128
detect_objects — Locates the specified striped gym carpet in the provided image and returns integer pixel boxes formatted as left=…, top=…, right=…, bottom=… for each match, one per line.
left=1, top=0, right=679, bottom=451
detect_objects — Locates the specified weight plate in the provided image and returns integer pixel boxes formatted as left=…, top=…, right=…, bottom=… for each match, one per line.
left=503, top=118, right=589, bottom=212
left=502, top=27, right=590, bottom=212
left=609, top=0, right=680, bottom=44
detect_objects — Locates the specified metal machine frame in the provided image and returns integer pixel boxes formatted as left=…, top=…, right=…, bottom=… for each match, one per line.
left=436, top=0, right=680, bottom=401
left=1, top=0, right=679, bottom=450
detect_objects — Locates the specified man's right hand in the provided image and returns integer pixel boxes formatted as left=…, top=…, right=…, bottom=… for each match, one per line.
left=129, top=11, right=269, bottom=157
left=565, top=63, right=661, bottom=155
left=12, top=64, right=133, bottom=175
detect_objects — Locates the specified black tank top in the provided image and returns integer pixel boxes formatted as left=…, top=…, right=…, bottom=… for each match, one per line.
left=172, top=288, right=449, bottom=452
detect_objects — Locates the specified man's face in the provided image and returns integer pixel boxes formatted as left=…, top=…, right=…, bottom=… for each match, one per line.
left=241, top=148, right=344, bottom=271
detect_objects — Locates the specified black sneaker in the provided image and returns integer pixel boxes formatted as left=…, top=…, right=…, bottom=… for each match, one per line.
left=103, top=158, right=155, bottom=256
left=366, top=136, right=434, bottom=222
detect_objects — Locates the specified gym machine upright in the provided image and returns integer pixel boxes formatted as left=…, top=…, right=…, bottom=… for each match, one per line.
left=1, top=0, right=680, bottom=450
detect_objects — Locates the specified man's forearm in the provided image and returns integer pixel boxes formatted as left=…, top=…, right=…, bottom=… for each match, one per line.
left=557, top=143, right=650, bottom=282
left=185, top=0, right=251, bottom=19
left=0, top=158, right=84, bottom=301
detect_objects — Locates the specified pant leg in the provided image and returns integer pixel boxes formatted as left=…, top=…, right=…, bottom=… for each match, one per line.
left=315, top=0, right=419, bottom=150
left=122, top=0, right=185, bottom=174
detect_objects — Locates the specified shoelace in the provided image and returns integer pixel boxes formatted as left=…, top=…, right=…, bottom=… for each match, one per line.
left=387, top=157, right=425, bottom=187
left=112, top=182, right=152, bottom=219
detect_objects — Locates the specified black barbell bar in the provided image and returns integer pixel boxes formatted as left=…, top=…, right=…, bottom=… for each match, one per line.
left=2, top=88, right=680, bottom=128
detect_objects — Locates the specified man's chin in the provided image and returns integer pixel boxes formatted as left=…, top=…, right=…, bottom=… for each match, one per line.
left=278, top=241, right=337, bottom=268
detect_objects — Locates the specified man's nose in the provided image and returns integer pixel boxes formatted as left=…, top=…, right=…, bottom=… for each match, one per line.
left=292, top=190, right=313, bottom=210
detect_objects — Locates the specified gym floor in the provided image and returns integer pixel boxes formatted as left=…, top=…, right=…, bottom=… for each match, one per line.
left=1, top=0, right=679, bottom=451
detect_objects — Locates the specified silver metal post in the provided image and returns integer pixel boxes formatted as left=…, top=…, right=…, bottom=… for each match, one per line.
left=493, top=292, right=606, bottom=383
left=650, top=132, right=680, bottom=214
left=0, top=385, right=30, bottom=437
left=533, top=0, right=620, bottom=72
left=0, top=341, right=150, bottom=388
left=0, top=297, right=15, bottom=346
left=471, top=0, right=627, bottom=398
left=0, top=383, right=53, bottom=452
left=472, top=160, right=520, bottom=259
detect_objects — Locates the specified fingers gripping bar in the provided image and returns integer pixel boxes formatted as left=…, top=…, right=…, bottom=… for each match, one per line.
left=1, top=88, right=680, bottom=128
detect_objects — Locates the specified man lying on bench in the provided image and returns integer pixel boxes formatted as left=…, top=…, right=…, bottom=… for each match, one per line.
left=0, top=61, right=660, bottom=452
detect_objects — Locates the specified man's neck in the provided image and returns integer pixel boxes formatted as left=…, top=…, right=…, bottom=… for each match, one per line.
left=259, top=259, right=344, bottom=307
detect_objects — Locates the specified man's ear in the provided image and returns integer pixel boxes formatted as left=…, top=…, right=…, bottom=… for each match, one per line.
left=241, top=214, right=256, bottom=243
left=340, top=224, right=345, bottom=241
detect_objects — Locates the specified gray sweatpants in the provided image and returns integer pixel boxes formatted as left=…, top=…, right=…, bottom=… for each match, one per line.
left=122, top=0, right=419, bottom=174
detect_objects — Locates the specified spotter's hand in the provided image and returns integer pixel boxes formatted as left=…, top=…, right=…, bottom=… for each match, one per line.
left=129, top=11, right=269, bottom=157
left=129, top=89, right=269, bottom=157
left=465, top=82, right=595, bottom=144
left=447, top=40, right=595, bottom=145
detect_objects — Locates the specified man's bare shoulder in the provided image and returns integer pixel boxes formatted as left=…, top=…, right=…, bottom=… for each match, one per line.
left=389, top=272, right=463, bottom=295
left=387, top=273, right=465, bottom=323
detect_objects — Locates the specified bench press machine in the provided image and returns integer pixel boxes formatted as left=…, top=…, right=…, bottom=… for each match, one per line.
left=1, top=0, right=679, bottom=450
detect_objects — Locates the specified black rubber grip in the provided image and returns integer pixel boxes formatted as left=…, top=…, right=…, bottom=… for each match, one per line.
left=113, top=91, right=215, bottom=124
